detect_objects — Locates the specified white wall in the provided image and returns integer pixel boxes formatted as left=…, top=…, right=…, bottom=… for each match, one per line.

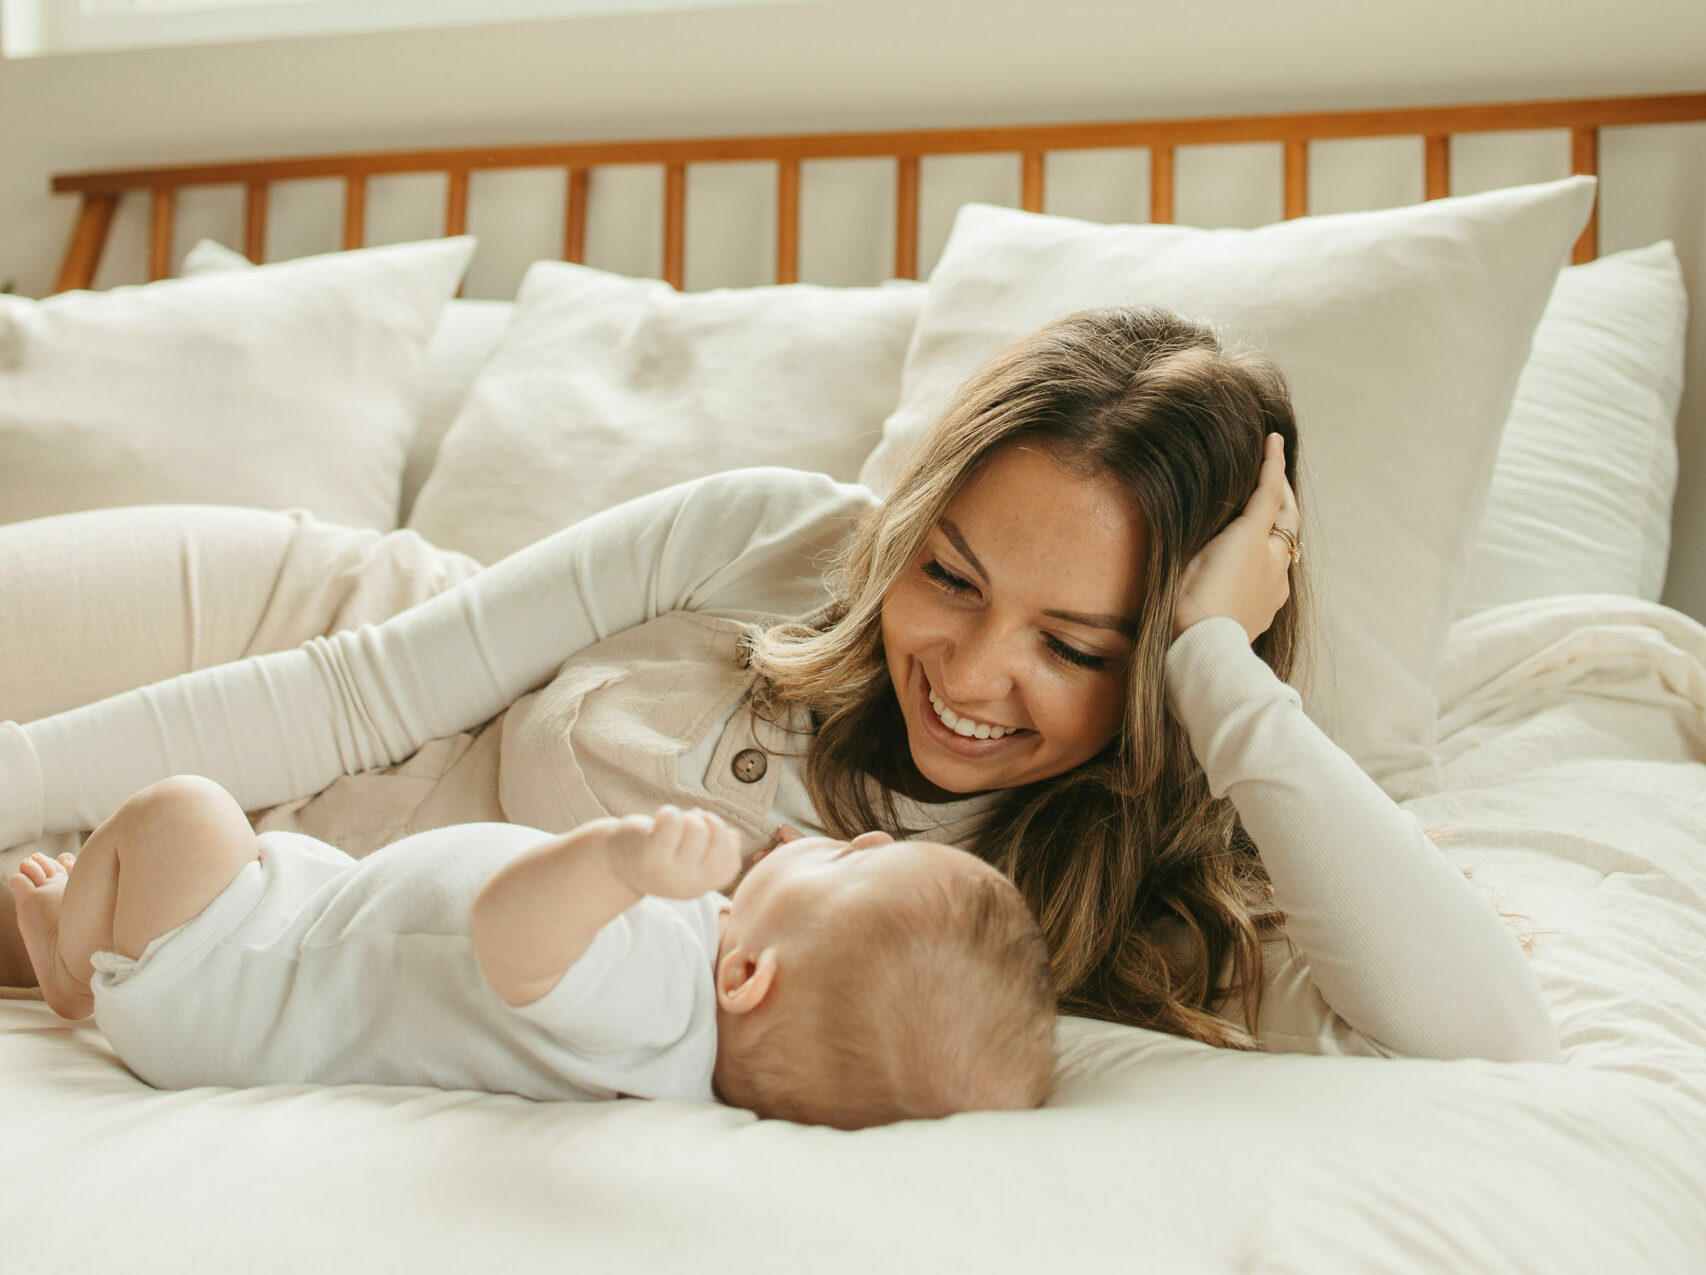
left=2, top=0, right=1704, bottom=614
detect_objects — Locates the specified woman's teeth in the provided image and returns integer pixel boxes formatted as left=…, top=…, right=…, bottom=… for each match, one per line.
left=928, top=689, right=1017, bottom=739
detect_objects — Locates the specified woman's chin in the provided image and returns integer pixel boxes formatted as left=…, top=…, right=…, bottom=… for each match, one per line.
left=905, top=724, right=1025, bottom=799
left=910, top=761, right=989, bottom=801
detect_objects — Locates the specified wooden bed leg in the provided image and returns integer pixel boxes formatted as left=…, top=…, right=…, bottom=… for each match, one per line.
left=53, top=193, right=119, bottom=294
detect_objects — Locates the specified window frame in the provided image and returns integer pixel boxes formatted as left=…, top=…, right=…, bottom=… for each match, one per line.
left=4, top=0, right=828, bottom=59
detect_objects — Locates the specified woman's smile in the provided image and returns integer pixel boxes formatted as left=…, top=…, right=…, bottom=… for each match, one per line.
left=917, top=669, right=1031, bottom=756
left=926, top=675, right=1024, bottom=739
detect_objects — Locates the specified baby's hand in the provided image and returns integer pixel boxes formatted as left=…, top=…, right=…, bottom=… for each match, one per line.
left=607, top=806, right=741, bottom=900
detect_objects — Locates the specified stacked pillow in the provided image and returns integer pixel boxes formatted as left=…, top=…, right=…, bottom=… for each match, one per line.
left=404, top=261, right=923, bottom=565
left=0, top=237, right=474, bottom=531
left=180, top=239, right=512, bottom=523
left=1458, top=241, right=1687, bottom=611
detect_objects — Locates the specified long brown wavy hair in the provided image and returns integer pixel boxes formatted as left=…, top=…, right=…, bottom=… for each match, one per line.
left=748, top=306, right=1308, bottom=1048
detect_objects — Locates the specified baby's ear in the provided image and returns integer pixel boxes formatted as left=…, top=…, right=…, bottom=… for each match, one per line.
left=715, top=946, right=778, bottom=1015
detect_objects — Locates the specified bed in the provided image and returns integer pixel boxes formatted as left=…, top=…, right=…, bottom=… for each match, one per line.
left=2, top=92, right=1705, bottom=1273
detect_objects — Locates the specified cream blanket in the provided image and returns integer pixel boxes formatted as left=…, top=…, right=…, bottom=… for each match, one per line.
left=3, top=594, right=1703, bottom=1273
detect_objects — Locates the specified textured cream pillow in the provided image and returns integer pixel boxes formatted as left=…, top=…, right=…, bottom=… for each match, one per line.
left=0, top=236, right=474, bottom=532
left=406, top=261, right=923, bottom=564
left=1459, top=241, right=1688, bottom=612
left=181, top=239, right=513, bottom=523
left=858, top=180, right=1597, bottom=784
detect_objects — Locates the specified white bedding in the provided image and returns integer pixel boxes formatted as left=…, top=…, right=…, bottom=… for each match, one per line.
left=5, top=594, right=1703, bottom=1274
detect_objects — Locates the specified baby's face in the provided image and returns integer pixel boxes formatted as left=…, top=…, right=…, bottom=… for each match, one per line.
left=724, top=833, right=998, bottom=940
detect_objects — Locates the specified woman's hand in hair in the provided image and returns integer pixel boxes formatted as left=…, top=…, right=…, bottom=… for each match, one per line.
left=1172, top=433, right=1298, bottom=643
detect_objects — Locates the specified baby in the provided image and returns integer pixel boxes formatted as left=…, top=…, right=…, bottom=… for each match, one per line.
left=9, top=775, right=1057, bottom=1130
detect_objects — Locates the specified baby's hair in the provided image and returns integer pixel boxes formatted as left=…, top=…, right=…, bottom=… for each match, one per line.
left=727, top=864, right=1058, bottom=1130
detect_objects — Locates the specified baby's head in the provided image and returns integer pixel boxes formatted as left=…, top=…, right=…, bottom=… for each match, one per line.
left=711, top=832, right=1056, bottom=1130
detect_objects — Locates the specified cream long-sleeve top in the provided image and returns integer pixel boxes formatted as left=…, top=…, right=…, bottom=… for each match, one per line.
left=0, top=468, right=1558, bottom=1063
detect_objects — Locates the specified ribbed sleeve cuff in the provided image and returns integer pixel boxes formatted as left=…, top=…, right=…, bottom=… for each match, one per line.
left=1167, top=615, right=1294, bottom=717
left=0, top=722, right=45, bottom=851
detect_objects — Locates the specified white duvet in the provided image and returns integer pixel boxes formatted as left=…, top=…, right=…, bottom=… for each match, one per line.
left=4, top=595, right=1703, bottom=1274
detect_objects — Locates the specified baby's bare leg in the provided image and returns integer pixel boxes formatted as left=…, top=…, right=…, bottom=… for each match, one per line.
left=8, top=775, right=260, bottom=1019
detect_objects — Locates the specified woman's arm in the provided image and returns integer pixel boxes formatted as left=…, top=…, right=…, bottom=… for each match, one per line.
left=1171, top=436, right=1556, bottom=1062
left=0, top=469, right=876, bottom=849
left=1168, top=617, right=1559, bottom=1063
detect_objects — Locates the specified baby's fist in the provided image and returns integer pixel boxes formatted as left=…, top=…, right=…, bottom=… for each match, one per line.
left=608, top=806, right=741, bottom=899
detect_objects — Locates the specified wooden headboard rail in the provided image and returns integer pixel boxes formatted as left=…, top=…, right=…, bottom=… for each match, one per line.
left=50, top=91, right=1706, bottom=294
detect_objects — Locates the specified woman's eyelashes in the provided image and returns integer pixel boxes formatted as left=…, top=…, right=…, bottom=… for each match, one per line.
left=922, top=557, right=974, bottom=594
left=921, top=558, right=1109, bottom=672
left=1044, top=638, right=1109, bottom=672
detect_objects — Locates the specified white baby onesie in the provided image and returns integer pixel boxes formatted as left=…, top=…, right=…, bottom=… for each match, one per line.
left=89, top=823, right=724, bottom=1102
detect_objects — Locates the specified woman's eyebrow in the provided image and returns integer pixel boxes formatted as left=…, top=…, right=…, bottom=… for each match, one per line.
left=937, top=519, right=988, bottom=582
left=939, top=519, right=1135, bottom=637
left=1046, top=607, right=1137, bottom=637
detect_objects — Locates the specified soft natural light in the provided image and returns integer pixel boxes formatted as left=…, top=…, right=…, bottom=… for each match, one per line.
left=85, top=0, right=296, bottom=11
left=3, top=0, right=832, bottom=57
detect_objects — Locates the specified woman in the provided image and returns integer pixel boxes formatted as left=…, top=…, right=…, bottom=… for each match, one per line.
left=0, top=308, right=1557, bottom=1063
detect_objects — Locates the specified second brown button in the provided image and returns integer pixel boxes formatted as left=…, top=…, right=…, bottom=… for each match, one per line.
left=731, top=748, right=768, bottom=784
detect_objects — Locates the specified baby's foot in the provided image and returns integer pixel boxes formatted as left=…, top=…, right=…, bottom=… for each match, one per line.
left=8, top=853, right=92, bottom=1020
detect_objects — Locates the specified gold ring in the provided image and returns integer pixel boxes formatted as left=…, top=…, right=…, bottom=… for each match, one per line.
left=1269, top=523, right=1302, bottom=565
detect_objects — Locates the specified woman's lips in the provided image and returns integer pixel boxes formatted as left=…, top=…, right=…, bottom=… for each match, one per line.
left=917, top=672, right=1028, bottom=757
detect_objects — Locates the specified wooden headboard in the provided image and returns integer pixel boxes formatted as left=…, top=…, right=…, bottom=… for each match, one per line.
left=49, top=91, right=1706, bottom=295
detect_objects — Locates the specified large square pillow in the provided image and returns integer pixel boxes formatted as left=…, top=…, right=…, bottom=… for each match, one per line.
left=406, top=261, right=923, bottom=565
left=181, top=239, right=513, bottom=523
left=0, top=236, right=475, bottom=532
left=1458, top=241, right=1688, bottom=612
left=858, top=180, right=1597, bottom=784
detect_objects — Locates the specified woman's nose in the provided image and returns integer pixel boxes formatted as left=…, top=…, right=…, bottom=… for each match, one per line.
left=938, top=617, right=1015, bottom=704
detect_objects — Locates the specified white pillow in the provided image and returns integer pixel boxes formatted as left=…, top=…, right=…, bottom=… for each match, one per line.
left=0, top=236, right=474, bottom=532
left=181, top=239, right=513, bottom=523
left=1459, top=242, right=1688, bottom=612
left=406, top=260, right=924, bottom=564
left=858, top=180, right=1597, bottom=784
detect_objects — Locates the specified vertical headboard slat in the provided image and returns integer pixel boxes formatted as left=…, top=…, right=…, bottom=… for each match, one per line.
left=53, top=193, right=119, bottom=293
left=776, top=159, right=801, bottom=285
left=1571, top=127, right=1600, bottom=264
left=243, top=182, right=269, bottom=262
left=148, top=187, right=175, bottom=281
left=1150, top=146, right=1176, bottom=225
left=895, top=156, right=920, bottom=280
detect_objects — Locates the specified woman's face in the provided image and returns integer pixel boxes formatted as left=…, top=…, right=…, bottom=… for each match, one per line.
left=880, top=442, right=1147, bottom=795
